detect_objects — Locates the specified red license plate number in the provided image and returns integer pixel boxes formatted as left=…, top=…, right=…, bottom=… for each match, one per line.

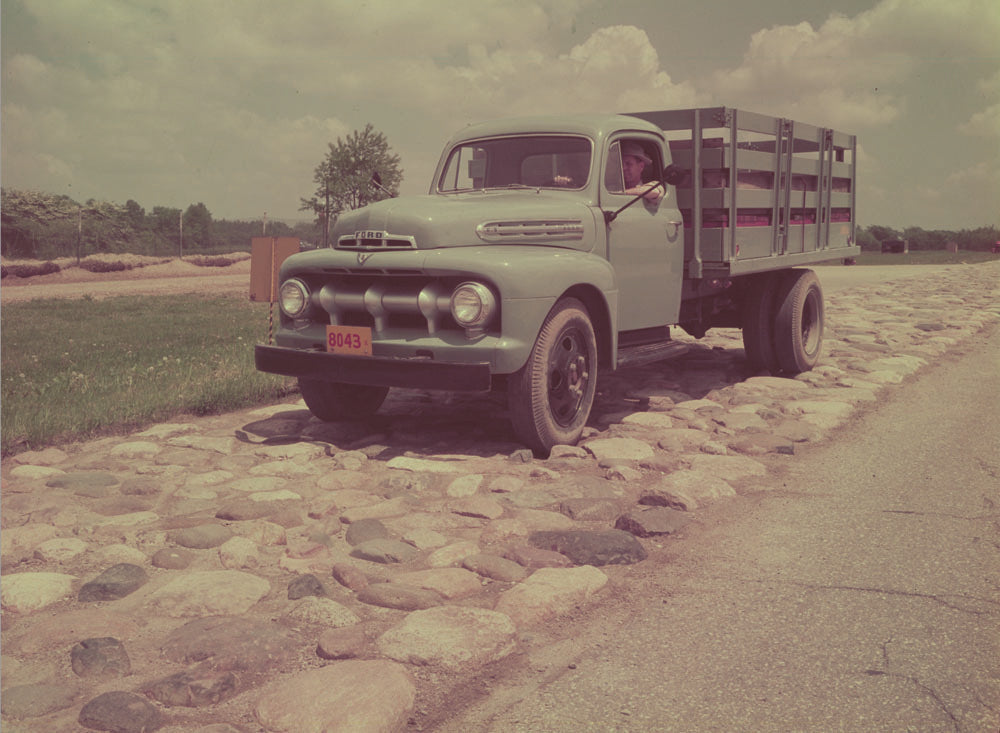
left=325, top=325, right=373, bottom=356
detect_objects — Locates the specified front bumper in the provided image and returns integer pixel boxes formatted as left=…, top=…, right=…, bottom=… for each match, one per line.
left=255, top=345, right=493, bottom=392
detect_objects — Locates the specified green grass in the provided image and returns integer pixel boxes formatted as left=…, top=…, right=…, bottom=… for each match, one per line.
left=851, top=250, right=999, bottom=266
left=1, top=294, right=297, bottom=456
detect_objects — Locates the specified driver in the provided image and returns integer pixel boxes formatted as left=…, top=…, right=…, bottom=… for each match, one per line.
left=621, top=142, right=663, bottom=201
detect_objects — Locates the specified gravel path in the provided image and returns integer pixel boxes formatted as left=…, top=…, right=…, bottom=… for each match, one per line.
left=2, top=262, right=998, bottom=731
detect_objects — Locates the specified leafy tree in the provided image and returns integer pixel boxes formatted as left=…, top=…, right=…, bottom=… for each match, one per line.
left=866, top=225, right=900, bottom=244
left=183, top=202, right=214, bottom=250
left=854, top=226, right=879, bottom=251
left=125, top=200, right=146, bottom=229
left=300, top=123, right=403, bottom=247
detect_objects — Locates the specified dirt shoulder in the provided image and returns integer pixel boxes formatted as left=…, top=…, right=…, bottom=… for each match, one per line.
left=1, top=257, right=253, bottom=303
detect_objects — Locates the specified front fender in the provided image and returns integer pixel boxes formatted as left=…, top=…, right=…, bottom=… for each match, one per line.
left=422, top=247, right=618, bottom=373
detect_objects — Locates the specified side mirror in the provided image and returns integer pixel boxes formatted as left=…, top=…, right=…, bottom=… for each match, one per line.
left=662, top=164, right=686, bottom=187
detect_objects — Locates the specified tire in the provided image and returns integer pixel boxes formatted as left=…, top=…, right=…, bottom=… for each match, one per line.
left=298, top=378, right=388, bottom=421
left=741, top=272, right=780, bottom=372
left=508, top=298, right=598, bottom=456
left=772, top=269, right=824, bottom=374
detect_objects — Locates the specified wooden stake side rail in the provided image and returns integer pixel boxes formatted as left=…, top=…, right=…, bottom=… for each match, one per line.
left=627, top=107, right=859, bottom=278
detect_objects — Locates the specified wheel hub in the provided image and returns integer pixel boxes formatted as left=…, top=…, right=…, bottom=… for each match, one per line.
left=548, top=331, right=590, bottom=427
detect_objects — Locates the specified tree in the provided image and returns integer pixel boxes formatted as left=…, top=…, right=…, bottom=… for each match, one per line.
left=866, top=225, right=900, bottom=244
left=183, top=202, right=214, bottom=250
left=300, top=123, right=403, bottom=247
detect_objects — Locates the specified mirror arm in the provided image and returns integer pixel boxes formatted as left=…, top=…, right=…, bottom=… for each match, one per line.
left=603, top=181, right=666, bottom=225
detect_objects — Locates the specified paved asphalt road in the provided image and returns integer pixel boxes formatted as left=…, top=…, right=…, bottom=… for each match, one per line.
left=437, top=320, right=1000, bottom=730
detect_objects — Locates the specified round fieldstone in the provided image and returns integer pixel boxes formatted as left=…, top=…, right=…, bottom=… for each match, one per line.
left=528, top=529, right=648, bottom=566
left=615, top=507, right=692, bottom=538
left=288, top=573, right=326, bottom=600
left=287, top=597, right=360, bottom=627
left=349, top=539, right=418, bottom=564
left=33, top=536, right=88, bottom=562
left=146, top=570, right=269, bottom=617
left=46, top=471, right=120, bottom=492
left=559, top=498, right=621, bottom=522
left=152, top=547, right=195, bottom=570
left=317, top=625, right=368, bottom=660
left=144, top=669, right=238, bottom=708
left=215, top=501, right=280, bottom=521
left=331, top=563, right=370, bottom=591
left=377, top=606, right=517, bottom=671
left=462, top=553, right=528, bottom=582
left=162, top=617, right=298, bottom=672
left=344, top=518, right=389, bottom=546
left=71, top=637, right=131, bottom=678
left=356, top=583, right=443, bottom=611
left=254, top=661, right=415, bottom=733
left=79, top=563, right=148, bottom=602
left=1, top=683, right=77, bottom=719
left=1, top=570, right=76, bottom=613
left=172, top=524, right=233, bottom=549
left=78, top=691, right=162, bottom=732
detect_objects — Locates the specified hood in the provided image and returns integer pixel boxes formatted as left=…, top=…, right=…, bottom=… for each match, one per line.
left=330, top=193, right=599, bottom=252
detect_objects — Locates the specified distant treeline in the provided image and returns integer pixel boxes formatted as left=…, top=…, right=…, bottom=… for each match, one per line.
left=2, top=188, right=997, bottom=260
left=1, top=189, right=323, bottom=260
left=854, top=224, right=999, bottom=252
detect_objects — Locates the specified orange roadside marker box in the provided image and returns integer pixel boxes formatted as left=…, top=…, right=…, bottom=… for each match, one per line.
left=249, top=237, right=300, bottom=302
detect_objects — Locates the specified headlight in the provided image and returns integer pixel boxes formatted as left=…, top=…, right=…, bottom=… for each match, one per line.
left=450, top=282, right=496, bottom=331
left=279, top=278, right=310, bottom=318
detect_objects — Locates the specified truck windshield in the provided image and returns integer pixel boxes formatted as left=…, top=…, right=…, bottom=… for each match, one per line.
left=438, top=135, right=592, bottom=193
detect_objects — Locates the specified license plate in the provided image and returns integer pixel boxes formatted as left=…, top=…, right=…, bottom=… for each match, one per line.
left=325, top=325, right=373, bottom=356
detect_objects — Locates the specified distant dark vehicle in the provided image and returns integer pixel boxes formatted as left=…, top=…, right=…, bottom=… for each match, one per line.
left=881, top=238, right=908, bottom=254
left=992, top=241, right=1000, bottom=254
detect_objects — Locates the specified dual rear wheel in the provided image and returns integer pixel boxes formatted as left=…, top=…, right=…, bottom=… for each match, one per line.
left=742, top=268, right=824, bottom=374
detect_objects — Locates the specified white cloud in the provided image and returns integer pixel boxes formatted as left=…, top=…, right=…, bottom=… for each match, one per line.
left=2, top=0, right=996, bottom=227
left=959, top=104, right=1000, bottom=137
left=702, top=0, right=1000, bottom=131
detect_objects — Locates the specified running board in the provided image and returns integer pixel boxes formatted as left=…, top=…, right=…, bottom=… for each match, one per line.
left=615, top=340, right=690, bottom=369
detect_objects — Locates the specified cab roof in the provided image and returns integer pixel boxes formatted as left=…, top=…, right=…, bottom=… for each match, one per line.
left=444, top=114, right=664, bottom=146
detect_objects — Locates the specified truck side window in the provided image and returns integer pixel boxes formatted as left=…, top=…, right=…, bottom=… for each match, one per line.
left=605, top=141, right=625, bottom=193
left=606, top=139, right=661, bottom=196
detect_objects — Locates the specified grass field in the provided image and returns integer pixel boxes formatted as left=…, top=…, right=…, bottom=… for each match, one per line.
left=851, top=250, right=999, bottom=266
left=1, top=294, right=296, bottom=456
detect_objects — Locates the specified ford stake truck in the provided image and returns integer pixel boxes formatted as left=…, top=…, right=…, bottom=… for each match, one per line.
left=255, top=107, right=858, bottom=454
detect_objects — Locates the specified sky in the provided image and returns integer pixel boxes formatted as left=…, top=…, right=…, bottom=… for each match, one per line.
left=2, top=0, right=998, bottom=231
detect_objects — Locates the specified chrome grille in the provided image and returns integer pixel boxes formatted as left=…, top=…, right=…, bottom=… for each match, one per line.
left=336, top=233, right=417, bottom=250
left=311, top=277, right=458, bottom=335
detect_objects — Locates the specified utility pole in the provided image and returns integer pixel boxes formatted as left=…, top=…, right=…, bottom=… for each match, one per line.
left=178, top=210, right=183, bottom=258
left=263, top=212, right=267, bottom=236
left=77, top=206, right=83, bottom=264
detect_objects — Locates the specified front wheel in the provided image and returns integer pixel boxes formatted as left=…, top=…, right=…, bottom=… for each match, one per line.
left=508, top=298, right=598, bottom=456
left=298, top=378, right=389, bottom=421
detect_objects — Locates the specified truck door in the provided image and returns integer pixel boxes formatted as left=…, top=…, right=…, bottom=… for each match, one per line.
left=602, top=136, right=684, bottom=331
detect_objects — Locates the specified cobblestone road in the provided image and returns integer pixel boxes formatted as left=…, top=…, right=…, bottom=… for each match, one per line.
left=2, top=263, right=998, bottom=732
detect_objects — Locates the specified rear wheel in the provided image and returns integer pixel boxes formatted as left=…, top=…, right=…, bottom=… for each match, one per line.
left=508, top=298, right=597, bottom=456
left=298, top=379, right=389, bottom=421
left=741, top=272, right=780, bottom=372
left=772, top=269, right=824, bottom=374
